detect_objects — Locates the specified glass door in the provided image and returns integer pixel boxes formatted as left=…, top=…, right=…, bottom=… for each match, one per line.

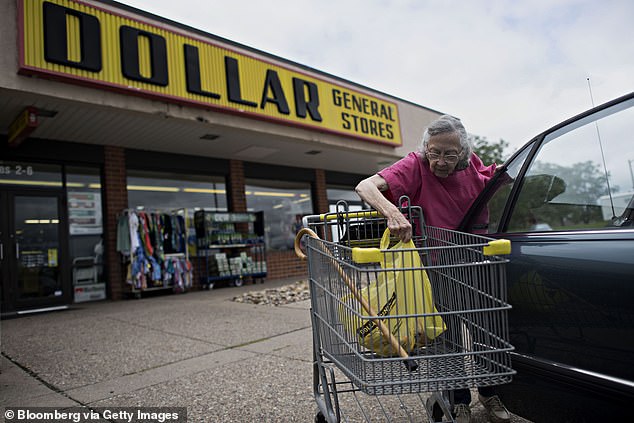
left=0, top=192, right=7, bottom=312
left=1, top=191, right=70, bottom=313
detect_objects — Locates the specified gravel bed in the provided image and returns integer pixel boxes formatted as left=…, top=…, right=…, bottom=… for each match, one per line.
left=232, top=280, right=310, bottom=306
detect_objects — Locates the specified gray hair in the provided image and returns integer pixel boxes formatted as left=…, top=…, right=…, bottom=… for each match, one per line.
left=418, top=115, right=473, bottom=170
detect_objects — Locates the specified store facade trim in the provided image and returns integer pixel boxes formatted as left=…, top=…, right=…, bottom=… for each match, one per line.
left=19, top=0, right=402, bottom=146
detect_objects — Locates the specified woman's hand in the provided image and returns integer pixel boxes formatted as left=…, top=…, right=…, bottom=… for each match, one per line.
left=356, top=174, right=412, bottom=242
left=387, top=211, right=412, bottom=243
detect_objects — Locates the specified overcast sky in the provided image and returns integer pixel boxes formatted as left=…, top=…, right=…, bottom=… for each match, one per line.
left=121, top=0, right=634, bottom=154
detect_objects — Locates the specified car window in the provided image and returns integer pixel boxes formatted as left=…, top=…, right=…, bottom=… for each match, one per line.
left=477, top=145, right=533, bottom=234
left=507, top=99, right=634, bottom=232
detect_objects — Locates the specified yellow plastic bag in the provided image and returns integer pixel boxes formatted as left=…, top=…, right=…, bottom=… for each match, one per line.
left=340, top=229, right=446, bottom=357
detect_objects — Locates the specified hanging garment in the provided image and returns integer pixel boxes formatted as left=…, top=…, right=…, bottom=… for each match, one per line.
left=130, top=246, right=149, bottom=289
left=128, top=212, right=140, bottom=253
left=152, top=213, right=164, bottom=261
left=148, top=255, right=162, bottom=283
left=116, top=214, right=131, bottom=255
left=162, top=214, right=174, bottom=254
left=176, top=215, right=186, bottom=253
left=138, top=212, right=154, bottom=257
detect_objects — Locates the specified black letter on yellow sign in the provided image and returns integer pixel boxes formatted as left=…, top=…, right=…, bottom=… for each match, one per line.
left=293, top=78, right=322, bottom=121
left=120, top=26, right=168, bottom=86
left=225, top=57, right=258, bottom=108
left=43, top=2, right=101, bottom=72
left=184, top=44, right=221, bottom=99
left=261, top=70, right=290, bottom=115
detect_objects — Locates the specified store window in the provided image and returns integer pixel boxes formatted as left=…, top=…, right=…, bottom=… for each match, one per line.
left=127, top=170, right=227, bottom=256
left=66, top=166, right=105, bottom=302
left=67, top=167, right=103, bottom=237
left=127, top=170, right=227, bottom=212
left=245, top=179, right=313, bottom=251
left=0, top=161, right=62, bottom=188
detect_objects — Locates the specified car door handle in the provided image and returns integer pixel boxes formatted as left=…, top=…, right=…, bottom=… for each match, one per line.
left=15, top=242, right=19, bottom=260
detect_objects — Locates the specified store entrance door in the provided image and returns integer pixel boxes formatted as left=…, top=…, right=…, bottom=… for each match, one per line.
left=1, top=191, right=70, bottom=315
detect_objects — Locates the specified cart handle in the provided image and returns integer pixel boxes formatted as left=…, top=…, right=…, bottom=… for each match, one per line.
left=294, top=228, right=312, bottom=260
left=483, top=239, right=511, bottom=256
left=351, top=247, right=382, bottom=264
left=318, top=210, right=381, bottom=221
left=294, top=228, right=418, bottom=371
left=351, top=239, right=511, bottom=263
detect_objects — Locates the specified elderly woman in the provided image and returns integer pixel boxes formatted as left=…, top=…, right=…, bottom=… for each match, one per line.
left=355, top=115, right=509, bottom=423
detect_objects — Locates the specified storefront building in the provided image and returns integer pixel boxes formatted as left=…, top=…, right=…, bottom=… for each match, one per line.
left=0, top=0, right=442, bottom=315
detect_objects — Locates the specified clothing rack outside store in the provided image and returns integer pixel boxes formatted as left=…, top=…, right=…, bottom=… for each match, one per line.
left=117, top=207, right=193, bottom=298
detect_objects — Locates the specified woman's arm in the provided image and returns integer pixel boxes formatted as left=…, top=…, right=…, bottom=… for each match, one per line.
left=355, top=174, right=412, bottom=242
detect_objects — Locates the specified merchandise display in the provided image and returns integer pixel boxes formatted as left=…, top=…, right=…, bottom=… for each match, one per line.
left=194, top=211, right=266, bottom=289
left=117, top=209, right=193, bottom=296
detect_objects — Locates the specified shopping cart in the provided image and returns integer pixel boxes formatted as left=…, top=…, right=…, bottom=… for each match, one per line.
left=295, top=199, right=515, bottom=423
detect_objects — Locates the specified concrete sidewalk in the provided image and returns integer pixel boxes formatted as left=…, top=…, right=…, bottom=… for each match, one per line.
left=1, top=278, right=532, bottom=422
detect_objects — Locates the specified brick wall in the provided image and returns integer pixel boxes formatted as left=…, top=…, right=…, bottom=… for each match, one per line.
left=102, top=145, right=127, bottom=300
left=228, top=159, right=246, bottom=212
left=266, top=250, right=308, bottom=279
left=228, top=159, right=249, bottom=234
left=312, top=168, right=329, bottom=214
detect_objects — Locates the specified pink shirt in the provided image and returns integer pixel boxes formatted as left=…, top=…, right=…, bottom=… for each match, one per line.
left=378, top=152, right=496, bottom=230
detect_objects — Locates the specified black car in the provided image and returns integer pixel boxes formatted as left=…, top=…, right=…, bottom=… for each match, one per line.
left=459, top=92, right=634, bottom=422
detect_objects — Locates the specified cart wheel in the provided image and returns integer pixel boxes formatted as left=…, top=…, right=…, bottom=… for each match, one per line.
left=432, top=403, right=444, bottom=422
left=426, top=396, right=445, bottom=423
left=233, top=279, right=243, bottom=287
left=314, top=411, right=327, bottom=423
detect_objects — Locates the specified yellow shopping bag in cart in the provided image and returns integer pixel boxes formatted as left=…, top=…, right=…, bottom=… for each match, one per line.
left=340, top=228, right=446, bottom=357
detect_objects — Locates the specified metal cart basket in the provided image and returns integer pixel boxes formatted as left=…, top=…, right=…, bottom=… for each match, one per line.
left=295, top=200, right=515, bottom=423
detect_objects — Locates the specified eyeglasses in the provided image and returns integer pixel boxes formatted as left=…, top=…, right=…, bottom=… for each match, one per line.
left=426, top=149, right=462, bottom=163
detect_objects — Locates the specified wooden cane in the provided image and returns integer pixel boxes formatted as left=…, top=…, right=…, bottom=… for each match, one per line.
left=295, top=227, right=417, bottom=370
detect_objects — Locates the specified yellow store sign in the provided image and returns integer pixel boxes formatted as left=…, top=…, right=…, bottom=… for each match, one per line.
left=18, top=0, right=402, bottom=146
